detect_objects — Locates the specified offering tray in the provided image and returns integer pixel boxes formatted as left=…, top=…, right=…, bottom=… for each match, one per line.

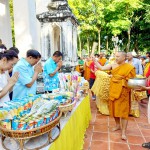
left=59, top=100, right=76, bottom=117
left=0, top=111, right=62, bottom=150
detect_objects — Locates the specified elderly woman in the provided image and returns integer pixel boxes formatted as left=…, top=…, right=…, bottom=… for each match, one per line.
left=0, top=50, right=19, bottom=106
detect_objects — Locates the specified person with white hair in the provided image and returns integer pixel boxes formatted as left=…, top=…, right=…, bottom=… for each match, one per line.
left=126, top=52, right=143, bottom=75
left=126, top=52, right=147, bottom=116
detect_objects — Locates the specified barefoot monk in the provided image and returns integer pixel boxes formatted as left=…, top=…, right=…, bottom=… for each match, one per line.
left=93, top=51, right=136, bottom=140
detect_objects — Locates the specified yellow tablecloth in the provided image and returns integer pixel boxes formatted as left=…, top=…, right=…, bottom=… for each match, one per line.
left=49, top=96, right=91, bottom=150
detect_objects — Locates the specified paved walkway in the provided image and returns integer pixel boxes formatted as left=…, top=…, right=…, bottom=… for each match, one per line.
left=83, top=99, right=150, bottom=150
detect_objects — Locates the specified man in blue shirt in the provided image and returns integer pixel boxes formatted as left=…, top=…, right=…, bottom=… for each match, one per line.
left=13, top=50, right=42, bottom=99
left=43, top=51, right=63, bottom=93
left=126, top=52, right=143, bottom=75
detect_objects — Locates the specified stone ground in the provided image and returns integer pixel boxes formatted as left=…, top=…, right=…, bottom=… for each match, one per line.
left=83, top=99, right=150, bottom=150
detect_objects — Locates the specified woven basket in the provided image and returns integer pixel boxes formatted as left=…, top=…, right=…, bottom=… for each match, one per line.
left=0, top=112, right=62, bottom=150
left=0, top=111, right=62, bottom=139
left=59, top=100, right=76, bottom=116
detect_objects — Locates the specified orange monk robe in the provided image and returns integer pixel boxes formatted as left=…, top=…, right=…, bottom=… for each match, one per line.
left=144, top=62, right=150, bottom=76
left=83, top=61, right=92, bottom=81
left=109, top=63, right=136, bottom=119
left=99, top=58, right=107, bottom=66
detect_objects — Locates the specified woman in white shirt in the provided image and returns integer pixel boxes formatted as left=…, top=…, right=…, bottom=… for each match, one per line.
left=0, top=50, right=19, bottom=106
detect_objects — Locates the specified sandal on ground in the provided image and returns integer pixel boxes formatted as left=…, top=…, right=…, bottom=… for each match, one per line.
left=142, top=142, right=150, bottom=148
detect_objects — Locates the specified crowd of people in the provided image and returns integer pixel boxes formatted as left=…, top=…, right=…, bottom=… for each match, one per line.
left=0, top=39, right=63, bottom=105
left=76, top=51, right=150, bottom=144
left=1, top=38, right=150, bottom=147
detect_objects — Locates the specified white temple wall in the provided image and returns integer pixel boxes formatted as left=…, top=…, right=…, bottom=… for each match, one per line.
left=41, top=23, right=49, bottom=60
left=13, top=0, right=40, bottom=57
left=0, top=0, right=12, bottom=48
left=41, top=22, right=63, bottom=59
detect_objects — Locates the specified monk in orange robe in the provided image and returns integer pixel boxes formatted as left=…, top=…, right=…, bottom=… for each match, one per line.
left=93, top=52, right=136, bottom=140
left=83, top=57, right=92, bottom=81
left=99, top=52, right=107, bottom=66
left=144, top=52, right=150, bottom=76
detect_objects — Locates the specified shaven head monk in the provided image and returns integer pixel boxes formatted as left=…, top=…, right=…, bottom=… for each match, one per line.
left=93, top=51, right=136, bottom=140
left=99, top=52, right=107, bottom=66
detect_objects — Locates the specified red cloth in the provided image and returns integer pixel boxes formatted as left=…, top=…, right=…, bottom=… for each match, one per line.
left=146, top=66, right=150, bottom=94
left=89, top=61, right=100, bottom=79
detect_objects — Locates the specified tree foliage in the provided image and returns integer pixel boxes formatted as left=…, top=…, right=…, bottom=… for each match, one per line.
left=68, top=0, right=150, bottom=54
left=8, top=0, right=150, bottom=53
left=9, top=0, right=15, bottom=46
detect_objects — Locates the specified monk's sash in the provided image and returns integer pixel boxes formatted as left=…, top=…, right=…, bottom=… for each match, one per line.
left=109, top=63, right=135, bottom=101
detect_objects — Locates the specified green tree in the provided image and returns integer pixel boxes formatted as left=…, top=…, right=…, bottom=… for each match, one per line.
left=9, top=0, right=15, bottom=46
left=69, top=0, right=150, bottom=54
left=105, top=0, right=143, bottom=52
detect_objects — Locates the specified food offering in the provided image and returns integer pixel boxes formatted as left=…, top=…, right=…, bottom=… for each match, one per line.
left=0, top=96, right=60, bottom=130
left=0, top=95, right=62, bottom=150
left=0, top=72, right=89, bottom=149
left=58, top=73, right=89, bottom=101
left=57, top=94, right=76, bottom=117
left=41, top=92, right=75, bottom=117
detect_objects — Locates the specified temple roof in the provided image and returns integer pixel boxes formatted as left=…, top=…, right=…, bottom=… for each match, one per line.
left=36, top=1, right=78, bottom=25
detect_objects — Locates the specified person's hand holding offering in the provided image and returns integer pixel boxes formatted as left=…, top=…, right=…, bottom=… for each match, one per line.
left=135, top=85, right=149, bottom=91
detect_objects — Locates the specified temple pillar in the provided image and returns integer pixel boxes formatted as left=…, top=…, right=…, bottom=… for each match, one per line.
left=67, top=21, right=73, bottom=60
left=73, top=25, right=78, bottom=65
left=0, top=0, right=12, bottom=48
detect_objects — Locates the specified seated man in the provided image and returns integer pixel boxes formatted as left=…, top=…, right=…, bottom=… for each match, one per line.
left=12, top=50, right=42, bottom=99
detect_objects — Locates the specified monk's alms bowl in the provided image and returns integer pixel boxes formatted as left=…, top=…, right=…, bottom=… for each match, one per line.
left=127, top=78, right=146, bottom=89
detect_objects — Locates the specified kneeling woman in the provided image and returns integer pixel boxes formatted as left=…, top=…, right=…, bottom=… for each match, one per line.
left=0, top=50, right=19, bottom=106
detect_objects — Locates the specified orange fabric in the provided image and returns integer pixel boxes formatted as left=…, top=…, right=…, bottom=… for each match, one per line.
left=83, top=61, right=92, bottom=81
left=99, top=58, right=107, bottom=66
left=76, top=65, right=80, bottom=73
left=144, top=62, right=150, bottom=76
left=109, top=63, right=136, bottom=119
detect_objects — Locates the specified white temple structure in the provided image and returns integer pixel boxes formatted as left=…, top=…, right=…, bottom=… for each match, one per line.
left=37, top=0, right=78, bottom=66
left=0, top=0, right=78, bottom=66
